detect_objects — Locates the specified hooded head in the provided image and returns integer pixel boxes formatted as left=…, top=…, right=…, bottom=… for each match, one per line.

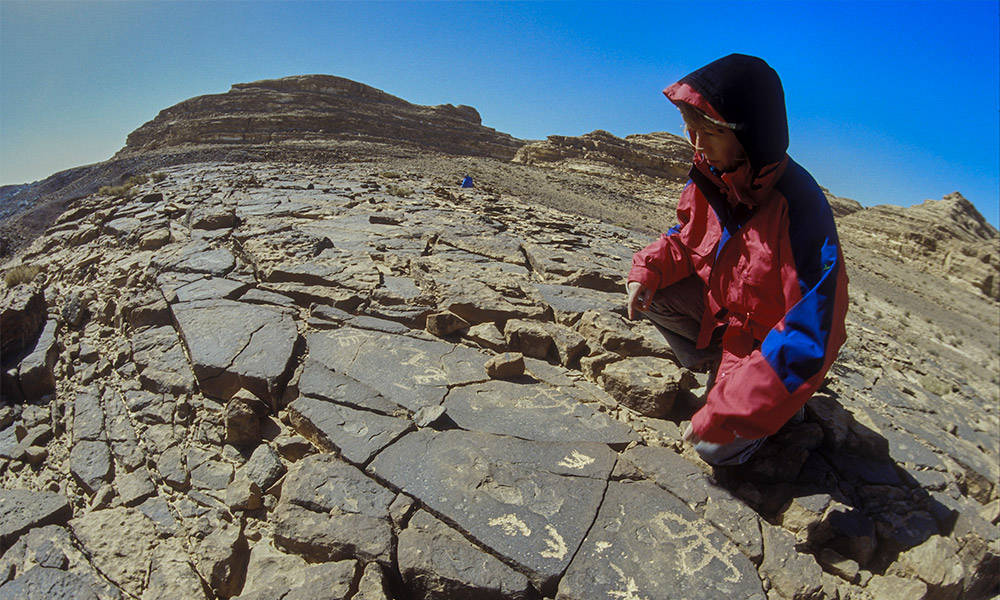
left=665, top=54, right=789, bottom=174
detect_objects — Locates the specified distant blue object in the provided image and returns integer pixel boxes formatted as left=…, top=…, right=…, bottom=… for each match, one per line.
left=461, top=176, right=473, bottom=188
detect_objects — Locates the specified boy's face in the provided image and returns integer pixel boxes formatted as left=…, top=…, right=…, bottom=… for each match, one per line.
left=687, top=123, right=746, bottom=172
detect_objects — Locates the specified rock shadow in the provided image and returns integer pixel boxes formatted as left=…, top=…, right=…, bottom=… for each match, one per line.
left=672, top=386, right=957, bottom=576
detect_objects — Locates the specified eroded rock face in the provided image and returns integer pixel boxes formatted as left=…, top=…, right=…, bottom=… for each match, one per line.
left=514, top=130, right=690, bottom=181
left=0, top=155, right=996, bottom=600
left=121, top=75, right=524, bottom=160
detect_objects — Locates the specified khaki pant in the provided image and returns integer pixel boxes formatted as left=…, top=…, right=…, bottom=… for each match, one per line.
left=641, top=275, right=768, bottom=466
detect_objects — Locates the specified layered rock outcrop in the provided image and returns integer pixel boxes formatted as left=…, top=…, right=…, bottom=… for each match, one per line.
left=840, top=192, right=999, bottom=299
left=120, top=75, right=524, bottom=160
left=513, top=129, right=690, bottom=180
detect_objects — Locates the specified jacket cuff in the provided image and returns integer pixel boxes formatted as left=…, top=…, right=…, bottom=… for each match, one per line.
left=691, top=406, right=736, bottom=444
left=627, top=265, right=660, bottom=291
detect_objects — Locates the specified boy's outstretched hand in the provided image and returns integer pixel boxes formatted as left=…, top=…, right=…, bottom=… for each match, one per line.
left=626, top=281, right=652, bottom=320
left=682, top=423, right=703, bottom=445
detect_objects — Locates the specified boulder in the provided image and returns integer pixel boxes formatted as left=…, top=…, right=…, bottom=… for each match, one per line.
left=599, top=356, right=696, bottom=417
left=0, top=490, right=72, bottom=552
left=485, top=352, right=525, bottom=379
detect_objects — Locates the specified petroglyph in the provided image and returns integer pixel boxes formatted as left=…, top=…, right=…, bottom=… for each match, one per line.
left=489, top=513, right=532, bottom=537
left=557, top=450, right=596, bottom=469
left=651, top=511, right=742, bottom=583
left=608, top=564, right=649, bottom=600
left=540, top=525, right=568, bottom=560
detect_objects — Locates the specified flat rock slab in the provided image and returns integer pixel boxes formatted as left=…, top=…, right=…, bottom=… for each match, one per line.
left=0, top=490, right=72, bottom=551
left=0, top=567, right=102, bottom=600
left=68, top=506, right=161, bottom=598
left=160, top=242, right=236, bottom=276
left=557, top=481, right=765, bottom=600
left=398, top=510, right=536, bottom=600
left=369, top=429, right=615, bottom=595
left=130, top=325, right=198, bottom=395
left=621, top=445, right=763, bottom=562
left=287, top=395, right=412, bottom=465
left=274, top=454, right=394, bottom=564
left=444, top=380, right=637, bottom=445
left=297, top=359, right=405, bottom=416
left=530, top=283, right=624, bottom=322
left=306, top=328, right=486, bottom=412
left=172, top=299, right=299, bottom=403
left=171, top=277, right=249, bottom=303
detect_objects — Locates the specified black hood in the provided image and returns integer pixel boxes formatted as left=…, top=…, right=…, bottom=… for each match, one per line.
left=676, top=54, right=789, bottom=173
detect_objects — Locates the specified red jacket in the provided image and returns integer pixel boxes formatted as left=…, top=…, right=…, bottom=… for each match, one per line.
left=629, top=55, right=849, bottom=444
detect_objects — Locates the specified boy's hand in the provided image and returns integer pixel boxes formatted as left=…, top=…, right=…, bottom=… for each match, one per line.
left=682, top=423, right=703, bottom=445
left=626, top=281, right=651, bottom=320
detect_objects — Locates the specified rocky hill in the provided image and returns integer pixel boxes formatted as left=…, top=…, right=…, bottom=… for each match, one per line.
left=120, top=75, right=524, bottom=161
left=0, top=76, right=998, bottom=600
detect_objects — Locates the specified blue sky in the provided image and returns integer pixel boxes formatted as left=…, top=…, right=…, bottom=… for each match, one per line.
left=2, top=1, right=998, bottom=225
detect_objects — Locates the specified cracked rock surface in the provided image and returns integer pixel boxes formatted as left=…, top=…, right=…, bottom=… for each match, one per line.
left=1, top=158, right=997, bottom=600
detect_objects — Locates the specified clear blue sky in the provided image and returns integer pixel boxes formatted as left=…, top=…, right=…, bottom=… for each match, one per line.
left=2, top=0, right=998, bottom=225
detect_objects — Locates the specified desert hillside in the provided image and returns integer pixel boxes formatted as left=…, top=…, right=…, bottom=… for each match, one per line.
left=1, top=75, right=997, bottom=600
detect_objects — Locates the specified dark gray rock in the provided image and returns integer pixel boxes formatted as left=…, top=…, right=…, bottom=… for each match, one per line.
left=298, top=359, right=405, bottom=416
left=130, top=325, right=197, bottom=395
left=0, top=286, right=46, bottom=364
left=0, top=425, right=25, bottom=462
left=274, top=454, right=394, bottom=564
left=530, top=283, right=623, bottom=325
left=288, top=395, right=411, bottom=465
left=115, top=468, right=156, bottom=507
left=162, top=242, right=236, bottom=276
left=155, top=445, right=189, bottom=490
left=759, top=524, right=824, bottom=600
left=369, top=429, right=615, bottom=594
left=238, top=444, right=285, bottom=491
left=136, top=497, right=178, bottom=536
left=305, top=328, right=486, bottom=412
left=171, top=299, right=299, bottom=404
left=123, top=389, right=174, bottom=425
left=172, top=277, right=249, bottom=302
left=187, top=447, right=234, bottom=491
left=399, top=510, right=537, bottom=600
left=557, top=480, right=765, bottom=600
left=125, top=293, right=172, bottom=329
left=69, top=440, right=113, bottom=495
left=72, top=391, right=104, bottom=443
left=16, top=319, right=58, bottom=400
left=353, top=562, right=391, bottom=600
left=0, top=490, right=72, bottom=551
left=0, top=567, right=101, bottom=600
left=443, top=380, right=637, bottom=445
left=621, top=445, right=763, bottom=562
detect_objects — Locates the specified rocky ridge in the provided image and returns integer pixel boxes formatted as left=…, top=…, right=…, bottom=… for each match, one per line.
left=120, top=75, right=523, bottom=161
left=1, top=74, right=999, bottom=600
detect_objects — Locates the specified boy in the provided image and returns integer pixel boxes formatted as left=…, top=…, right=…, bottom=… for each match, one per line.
left=627, top=54, right=848, bottom=466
